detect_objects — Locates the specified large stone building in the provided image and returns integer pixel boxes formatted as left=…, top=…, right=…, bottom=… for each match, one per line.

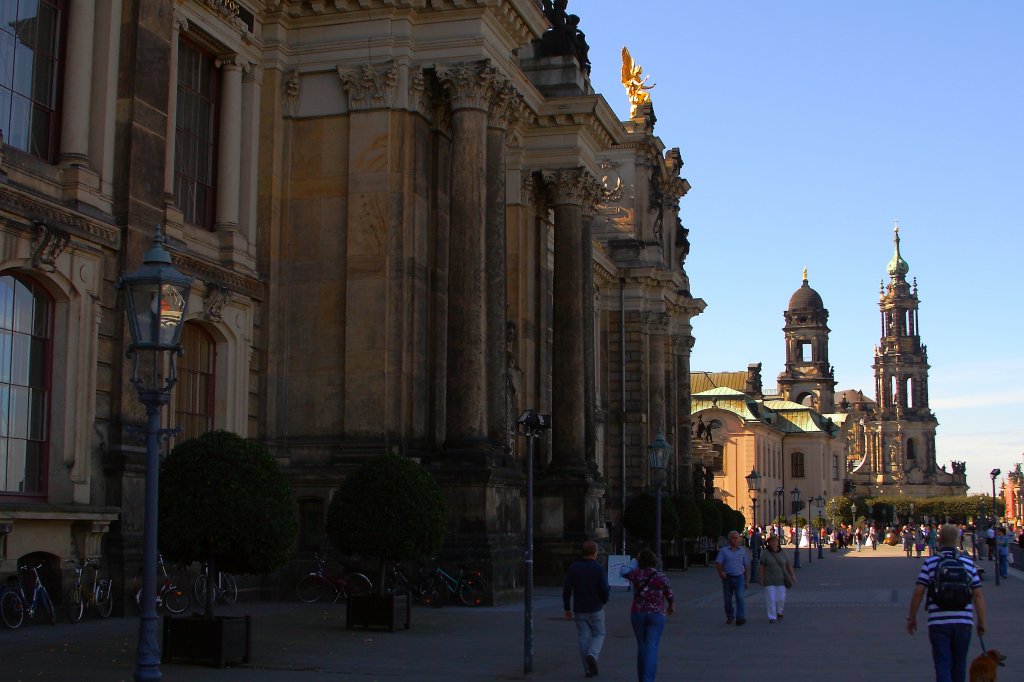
left=0, top=0, right=704, bottom=602
left=693, top=226, right=965, bottom=527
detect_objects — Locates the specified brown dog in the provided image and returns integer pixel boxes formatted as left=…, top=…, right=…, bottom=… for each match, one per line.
left=968, top=649, right=1006, bottom=682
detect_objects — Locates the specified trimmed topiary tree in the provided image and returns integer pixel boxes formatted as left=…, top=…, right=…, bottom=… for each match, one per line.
left=325, top=453, right=447, bottom=593
left=623, top=492, right=680, bottom=550
left=695, top=498, right=723, bottom=539
left=672, top=494, right=702, bottom=540
left=159, top=430, right=298, bottom=618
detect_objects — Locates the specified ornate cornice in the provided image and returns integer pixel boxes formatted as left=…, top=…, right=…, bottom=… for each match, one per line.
left=436, top=61, right=497, bottom=112
left=541, top=168, right=601, bottom=209
left=337, top=62, right=399, bottom=111
left=487, top=79, right=524, bottom=131
left=170, top=252, right=263, bottom=300
left=0, top=185, right=118, bottom=247
left=30, top=221, right=70, bottom=272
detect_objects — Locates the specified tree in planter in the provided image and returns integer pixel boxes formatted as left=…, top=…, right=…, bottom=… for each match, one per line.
left=159, top=430, right=298, bottom=618
left=695, top=498, right=723, bottom=540
left=672, top=494, right=703, bottom=541
left=325, top=453, right=447, bottom=595
left=623, top=493, right=680, bottom=552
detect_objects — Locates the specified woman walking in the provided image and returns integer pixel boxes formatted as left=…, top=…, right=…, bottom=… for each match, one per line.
left=759, top=535, right=795, bottom=623
left=622, top=548, right=674, bottom=682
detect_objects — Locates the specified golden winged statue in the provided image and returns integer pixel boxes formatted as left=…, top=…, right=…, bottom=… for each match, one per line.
left=621, top=46, right=654, bottom=117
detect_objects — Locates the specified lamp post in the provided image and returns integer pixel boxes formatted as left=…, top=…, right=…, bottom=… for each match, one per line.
left=774, top=486, right=785, bottom=546
left=120, top=226, right=193, bottom=682
left=991, top=468, right=1001, bottom=587
left=850, top=502, right=856, bottom=548
left=746, top=469, right=762, bottom=582
left=790, top=487, right=802, bottom=568
left=515, top=409, right=551, bottom=674
left=814, top=496, right=825, bottom=559
left=648, top=431, right=671, bottom=564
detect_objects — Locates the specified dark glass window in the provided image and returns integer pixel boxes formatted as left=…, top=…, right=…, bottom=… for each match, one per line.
left=173, top=322, right=215, bottom=442
left=0, top=273, right=50, bottom=497
left=0, top=0, right=64, bottom=160
left=174, top=38, right=218, bottom=229
left=791, top=451, right=805, bottom=478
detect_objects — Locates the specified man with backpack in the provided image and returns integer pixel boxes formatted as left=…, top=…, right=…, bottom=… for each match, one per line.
left=906, top=524, right=987, bottom=682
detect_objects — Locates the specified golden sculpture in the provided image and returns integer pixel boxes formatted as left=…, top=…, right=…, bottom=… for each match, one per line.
left=621, top=46, right=654, bottom=117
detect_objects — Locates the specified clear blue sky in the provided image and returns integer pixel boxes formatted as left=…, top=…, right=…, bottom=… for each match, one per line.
left=581, top=1, right=1023, bottom=494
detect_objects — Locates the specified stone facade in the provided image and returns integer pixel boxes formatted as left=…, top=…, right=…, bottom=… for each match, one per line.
left=0, top=0, right=704, bottom=602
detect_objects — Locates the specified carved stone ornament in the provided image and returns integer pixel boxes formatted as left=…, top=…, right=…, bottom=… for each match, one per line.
left=435, top=61, right=498, bottom=112
left=337, top=62, right=399, bottom=111
left=541, top=168, right=601, bottom=209
left=671, top=334, right=696, bottom=355
left=642, top=311, right=671, bottom=335
left=30, top=221, right=70, bottom=272
left=203, top=0, right=246, bottom=32
left=283, top=71, right=301, bottom=118
left=202, top=282, right=232, bottom=321
left=487, top=79, right=523, bottom=131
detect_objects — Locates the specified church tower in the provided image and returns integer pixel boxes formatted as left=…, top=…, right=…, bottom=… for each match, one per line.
left=871, top=224, right=939, bottom=476
left=778, top=269, right=836, bottom=412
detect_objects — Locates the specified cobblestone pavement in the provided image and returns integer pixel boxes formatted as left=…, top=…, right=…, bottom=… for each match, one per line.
left=1, top=543, right=1021, bottom=681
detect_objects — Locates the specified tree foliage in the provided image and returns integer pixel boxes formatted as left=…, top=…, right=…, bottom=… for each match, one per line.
left=695, top=498, right=723, bottom=539
left=159, top=430, right=298, bottom=577
left=672, top=494, right=702, bottom=540
left=325, top=454, right=448, bottom=567
left=623, top=492, right=680, bottom=546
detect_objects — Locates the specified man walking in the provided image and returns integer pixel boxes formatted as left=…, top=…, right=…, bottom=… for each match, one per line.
left=906, top=524, right=987, bottom=682
left=716, top=530, right=750, bottom=625
left=563, top=540, right=610, bottom=677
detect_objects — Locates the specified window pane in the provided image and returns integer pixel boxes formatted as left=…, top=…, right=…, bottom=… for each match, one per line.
left=12, top=39, right=34, bottom=96
left=0, top=330, right=9, bottom=383
left=10, top=332, right=28, bottom=384
left=0, top=383, right=8, bottom=436
left=31, top=290, right=48, bottom=337
left=28, top=387, right=44, bottom=439
left=8, top=91, right=29, bottom=149
left=9, top=384, right=27, bottom=438
left=0, top=276, right=13, bottom=330
left=0, top=31, right=15, bottom=90
left=5, top=438, right=24, bottom=492
left=0, top=439, right=6, bottom=489
left=23, top=440, right=42, bottom=493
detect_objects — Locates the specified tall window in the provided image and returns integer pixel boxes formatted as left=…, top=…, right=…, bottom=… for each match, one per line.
left=832, top=454, right=839, bottom=480
left=791, top=451, right=805, bottom=478
left=174, top=37, right=218, bottom=228
left=0, top=274, right=51, bottom=498
left=174, top=322, right=215, bottom=442
left=0, top=0, right=64, bottom=160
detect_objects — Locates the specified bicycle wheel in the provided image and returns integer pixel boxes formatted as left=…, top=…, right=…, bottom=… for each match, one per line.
left=163, top=586, right=190, bottom=614
left=342, top=573, right=372, bottom=599
left=296, top=575, right=327, bottom=603
left=194, top=574, right=208, bottom=604
left=422, top=577, right=444, bottom=608
left=41, top=588, right=56, bottom=624
left=1, top=591, right=24, bottom=629
left=457, top=577, right=486, bottom=607
left=96, top=581, right=114, bottom=618
left=64, top=586, right=84, bottom=624
left=221, top=573, right=238, bottom=604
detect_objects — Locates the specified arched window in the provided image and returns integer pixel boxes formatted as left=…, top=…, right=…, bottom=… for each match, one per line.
left=0, top=274, right=51, bottom=498
left=791, top=451, right=805, bottom=478
left=175, top=36, right=220, bottom=229
left=174, top=322, right=215, bottom=442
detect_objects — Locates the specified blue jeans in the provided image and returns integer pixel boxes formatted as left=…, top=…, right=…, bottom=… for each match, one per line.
left=721, top=574, right=745, bottom=620
left=998, top=552, right=1008, bottom=577
left=573, top=610, right=605, bottom=672
left=630, top=611, right=666, bottom=682
left=928, top=623, right=971, bottom=682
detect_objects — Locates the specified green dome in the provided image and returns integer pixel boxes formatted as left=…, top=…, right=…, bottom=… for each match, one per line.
left=886, top=225, right=909, bottom=277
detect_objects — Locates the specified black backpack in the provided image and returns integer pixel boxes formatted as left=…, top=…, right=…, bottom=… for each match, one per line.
left=928, top=554, right=973, bottom=611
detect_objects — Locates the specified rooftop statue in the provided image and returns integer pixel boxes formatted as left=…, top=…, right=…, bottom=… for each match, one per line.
left=537, top=0, right=591, bottom=73
left=621, top=46, right=654, bottom=117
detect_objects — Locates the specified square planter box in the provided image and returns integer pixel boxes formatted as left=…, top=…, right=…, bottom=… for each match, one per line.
left=162, top=615, right=252, bottom=667
left=346, top=593, right=410, bottom=631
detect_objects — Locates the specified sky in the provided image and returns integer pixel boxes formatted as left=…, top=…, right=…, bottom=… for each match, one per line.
left=580, top=1, right=1023, bottom=494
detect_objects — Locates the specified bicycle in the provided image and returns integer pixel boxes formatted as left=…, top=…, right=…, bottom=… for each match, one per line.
left=134, top=554, right=189, bottom=614
left=194, top=564, right=238, bottom=605
left=422, top=563, right=487, bottom=607
left=1, top=563, right=56, bottom=628
left=382, top=561, right=425, bottom=598
left=64, top=558, right=113, bottom=623
left=295, top=553, right=372, bottom=603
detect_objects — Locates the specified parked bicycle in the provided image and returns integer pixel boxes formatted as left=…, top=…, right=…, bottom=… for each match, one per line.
left=422, top=563, right=487, bottom=607
left=1, top=563, right=56, bottom=628
left=134, top=554, right=189, bottom=614
left=382, top=561, right=426, bottom=598
left=64, top=558, right=113, bottom=623
left=194, top=563, right=238, bottom=605
left=295, top=553, right=372, bottom=603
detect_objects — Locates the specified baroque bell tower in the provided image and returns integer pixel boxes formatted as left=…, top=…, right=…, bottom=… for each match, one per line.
left=778, top=269, right=836, bottom=412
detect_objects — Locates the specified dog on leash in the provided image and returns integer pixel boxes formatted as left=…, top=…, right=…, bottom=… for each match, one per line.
left=969, top=649, right=1006, bottom=682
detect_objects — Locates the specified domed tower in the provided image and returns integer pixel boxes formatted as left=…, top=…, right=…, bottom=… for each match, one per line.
left=777, top=269, right=836, bottom=411
left=872, top=224, right=939, bottom=476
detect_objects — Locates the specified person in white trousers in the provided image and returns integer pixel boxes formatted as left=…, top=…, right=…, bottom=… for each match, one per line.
left=759, top=535, right=796, bottom=623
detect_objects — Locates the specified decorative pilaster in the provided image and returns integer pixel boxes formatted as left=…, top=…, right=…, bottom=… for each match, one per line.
left=59, top=0, right=96, bottom=165
left=644, top=312, right=671, bottom=441
left=164, top=16, right=188, bottom=203
left=214, top=56, right=244, bottom=233
left=672, top=333, right=696, bottom=494
left=337, top=62, right=399, bottom=111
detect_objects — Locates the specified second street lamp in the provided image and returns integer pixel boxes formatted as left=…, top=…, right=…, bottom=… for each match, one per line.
left=814, top=495, right=825, bottom=559
left=790, top=487, right=802, bottom=568
left=746, top=468, right=762, bottom=581
left=774, top=487, right=785, bottom=546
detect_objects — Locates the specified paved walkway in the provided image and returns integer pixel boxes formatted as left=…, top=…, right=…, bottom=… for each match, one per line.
left=1, top=544, right=1021, bottom=681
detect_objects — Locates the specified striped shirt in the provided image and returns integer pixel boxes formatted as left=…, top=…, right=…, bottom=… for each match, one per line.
left=915, top=549, right=981, bottom=627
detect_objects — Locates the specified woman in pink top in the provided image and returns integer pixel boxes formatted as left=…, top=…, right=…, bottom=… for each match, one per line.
left=621, top=548, right=674, bottom=682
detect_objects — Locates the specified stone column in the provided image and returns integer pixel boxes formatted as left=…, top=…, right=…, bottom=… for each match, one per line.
left=437, top=62, right=494, bottom=451
left=163, top=16, right=187, bottom=204
left=582, top=205, right=597, bottom=468
left=646, top=312, right=670, bottom=443
left=543, top=168, right=600, bottom=470
left=59, top=0, right=95, bottom=165
left=215, top=56, right=243, bottom=233
left=672, top=333, right=696, bottom=493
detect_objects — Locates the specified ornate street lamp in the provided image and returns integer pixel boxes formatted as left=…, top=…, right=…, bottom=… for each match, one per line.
left=746, top=468, right=762, bottom=581
left=648, top=430, right=671, bottom=564
left=814, top=495, right=825, bottom=559
left=791, top=487, right=802, bottom=568
left=774, top=486, right=785, bottom=547
left=991, top=468, right=1001, bottom=587
left=120, top=226, right=193, bottom=682
left=516, top=409, right=551, bottom=674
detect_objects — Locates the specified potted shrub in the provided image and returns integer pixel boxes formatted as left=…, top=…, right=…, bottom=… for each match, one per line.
left=326, top=453, right=447, bottom=631
left=622, top=492, right=680, bottom=557
left=158, top=430, right=298, bottom=666
left=670, top=494, right=702, bottom=570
